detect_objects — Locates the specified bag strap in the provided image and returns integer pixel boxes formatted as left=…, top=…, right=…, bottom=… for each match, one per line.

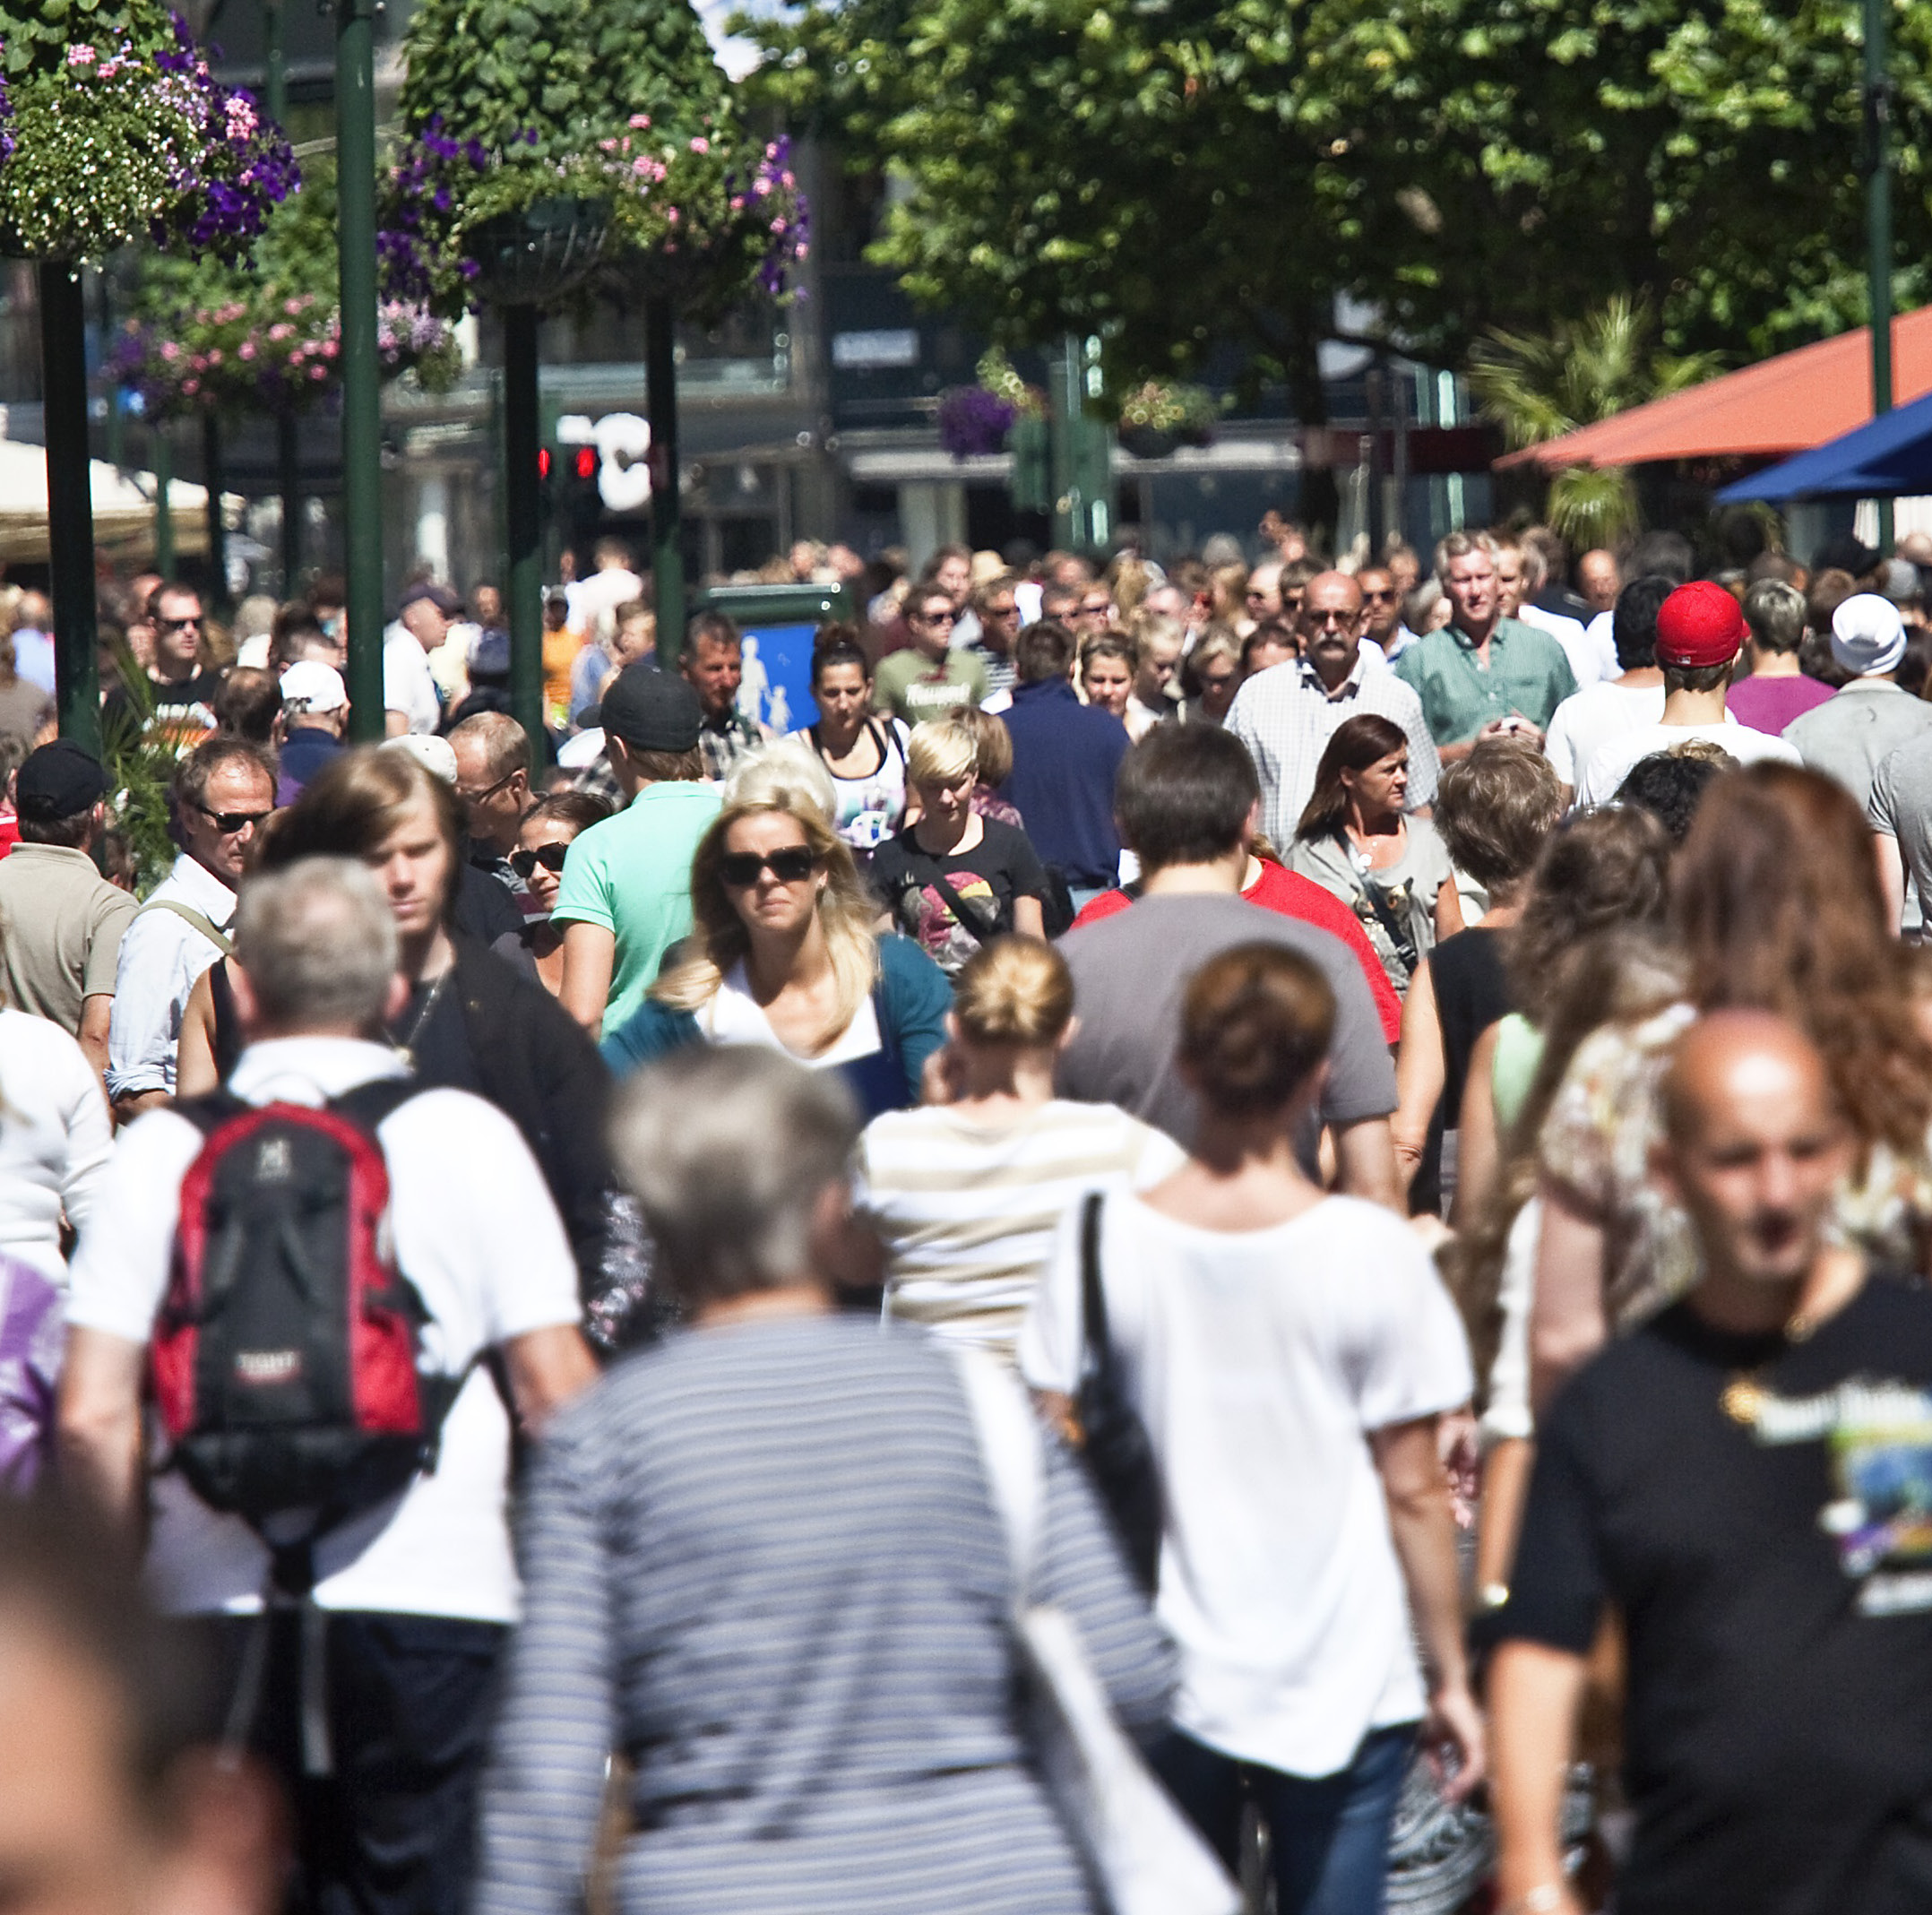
left=327, top=1075, right=422, bottom=1135
left=905, top=848, right=995, bottom=946
left=1334, top=831, right=1419, bottom=977
left=1079, top=1191, right=1112, bottom=1386
left=951, top=1348, right=1046, bottom=1604
left=136, top=898, right=235, bottom=958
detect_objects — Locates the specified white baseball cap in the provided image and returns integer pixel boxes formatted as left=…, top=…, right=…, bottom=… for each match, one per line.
left=279, top=660, right=349, bottom=713
left=381, top=733, right=458, bottom=784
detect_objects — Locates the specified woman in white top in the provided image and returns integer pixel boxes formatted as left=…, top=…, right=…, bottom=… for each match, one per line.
left=859, top=936, right=1180, bottom=1360
left=0, top=1004, right=112, bottom=1284
left=789, top=630, right=910, bottom=855
left=1020, top=943, right=1481, bottom=1915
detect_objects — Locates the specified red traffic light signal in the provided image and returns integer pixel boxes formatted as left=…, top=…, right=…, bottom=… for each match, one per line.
left=573, top=446, right=599, bottom=481
left=537, top=446, right=552, bottom=479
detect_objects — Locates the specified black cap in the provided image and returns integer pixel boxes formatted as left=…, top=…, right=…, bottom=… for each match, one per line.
left=16, top=739, right=108, bottom=822
left=599, top=663, right=700, bottom=752
left=398, top=579, right=461, bottom=617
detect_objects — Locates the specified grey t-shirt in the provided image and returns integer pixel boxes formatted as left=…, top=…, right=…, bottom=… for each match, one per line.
left=1785, top=678, right=1932, bottom=811
left=1054, top=892, right=1398, bottom=1160
left=1869, top=732, right=1932, bottom=901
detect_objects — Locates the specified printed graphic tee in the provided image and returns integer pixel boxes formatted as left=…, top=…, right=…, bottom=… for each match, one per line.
left=1500, top=1274, right=1932, bottom=1915
left=868, top=818, right=1049, bottom=976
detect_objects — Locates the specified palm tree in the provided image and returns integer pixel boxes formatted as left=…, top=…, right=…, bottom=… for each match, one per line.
left=1469, top=295, right=1721, bottom=548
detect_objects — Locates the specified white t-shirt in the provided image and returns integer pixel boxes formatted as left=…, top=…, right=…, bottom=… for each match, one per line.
left=700, top=961, right=882, bottom=1065
left=1019, top=1191, right=1471, bottom=1775
left=1574, top=714, right=1802, bottom=809
left=1581, top=608, right=1622, bottom=684
left=858, top=1100, right=1182, bottom=1359
left=65, top=1038, right=582, bottom=1622
left=1518, top=604, right=1600, bottom=690
left=382, top=628, right=442, bottom=735
left=1543, top=679, right=1667, bottom=789
left=0, top=1007, right=112, bottom=1285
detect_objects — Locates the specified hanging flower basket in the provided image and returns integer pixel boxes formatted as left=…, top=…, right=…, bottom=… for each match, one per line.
left=597, top=126, right=810, bottom=323
left=467, top=194, right=610, bottom=307
left=0, top=16, right=295, bottom=263
left=938, top=384, right=1017, bottom=457
left=1117, top=378, right=1219, bottom=458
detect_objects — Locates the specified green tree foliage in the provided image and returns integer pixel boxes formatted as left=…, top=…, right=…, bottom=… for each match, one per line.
left=744, top=0, right=1932, bottom=382
left=1468, top=296, right=1721, bottom=546
left=397, top=0, right=727, bottom=147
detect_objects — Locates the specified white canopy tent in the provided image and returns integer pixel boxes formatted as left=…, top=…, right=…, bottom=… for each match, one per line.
left=0, top=437, right=214, bottom=565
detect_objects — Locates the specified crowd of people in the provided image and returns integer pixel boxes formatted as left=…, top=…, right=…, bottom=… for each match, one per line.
left=4, top=511, right=1932, bottom=1915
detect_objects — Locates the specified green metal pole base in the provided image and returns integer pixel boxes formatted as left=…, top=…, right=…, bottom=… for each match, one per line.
left=645, top=297, right=685, bottom=664
left=39, top=261, right=100, bottom=757
left=503, top=304, right=547, bottom=758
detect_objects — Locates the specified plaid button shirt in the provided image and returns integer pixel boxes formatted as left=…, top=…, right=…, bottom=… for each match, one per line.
left=1226, top=651, right=1442, bottom=851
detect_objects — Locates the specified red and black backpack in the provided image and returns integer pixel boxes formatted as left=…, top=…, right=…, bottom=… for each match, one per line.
left=150, top=1081, right=460, bottom=1592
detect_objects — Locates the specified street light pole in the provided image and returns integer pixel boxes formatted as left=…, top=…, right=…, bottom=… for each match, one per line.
left=267, top=0, right=301, bottom=593
left=645, top=296, right=685, bottom=664
left=336, top=0, right=385, bottom=742
left=1865, top=0, right=1895, bottom=555
left=503, top=305, right=546, bottom=751
left=39, top=262, right=100, bottom=755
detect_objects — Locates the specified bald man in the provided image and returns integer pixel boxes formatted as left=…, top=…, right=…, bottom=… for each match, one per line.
left=1491, top=1011, right=1932, bottom=1915
left=1225, top=569, right=1440, bottom=847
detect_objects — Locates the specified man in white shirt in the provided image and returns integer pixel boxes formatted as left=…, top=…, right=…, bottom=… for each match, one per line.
left=564, top=535, right=645, bottom=641
left=60, top=856, right=597, bottom=1915
left=1542, top=575, right=1672, bottom=798
left=383, top=581, right=458, bottom=736
left=1226, top=571, right=1439, bottom=848
left=1497, top=538, right=1603, bottom=688
left=1572, top=581, right=1802, bottom=809
left=106, top=736, right=277, bottom=1121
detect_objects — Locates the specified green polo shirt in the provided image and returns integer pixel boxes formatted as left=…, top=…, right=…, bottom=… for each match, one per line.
left=1393, top=617, right=1577, bottom=746
left=873, top=646, right=989, bottom=724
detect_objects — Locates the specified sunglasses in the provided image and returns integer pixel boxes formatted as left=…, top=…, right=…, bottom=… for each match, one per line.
left=719, top=847, right=818, bottom=888
left=510, top=842, right=571, bottom=878
left=456, top=770, right=519, bottom=807
left=159, top=615, right=203, bottom=631
left=910, top=608, right=956, bottom=625
left=195, top=803, right=271, bottom=834
left=1362, top=589, right=1396, bottom=602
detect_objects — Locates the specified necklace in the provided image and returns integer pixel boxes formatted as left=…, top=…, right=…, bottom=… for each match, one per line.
left=391, top=968, right=452, bottom=1072
left=1719, top=1305, right=1823, bottom=1428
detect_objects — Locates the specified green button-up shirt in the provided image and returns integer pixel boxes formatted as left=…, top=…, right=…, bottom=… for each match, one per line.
left=1393, top=617, right=1577, bottom=746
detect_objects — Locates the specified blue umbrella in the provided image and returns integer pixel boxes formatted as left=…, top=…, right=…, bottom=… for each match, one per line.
left=1717, top=391, right=1932, bottom=502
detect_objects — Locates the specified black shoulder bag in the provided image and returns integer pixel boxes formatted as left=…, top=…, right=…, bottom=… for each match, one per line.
left=1074, top=1192, right=1162, bottom=1592
left=900, top=845, right=999, bottom=945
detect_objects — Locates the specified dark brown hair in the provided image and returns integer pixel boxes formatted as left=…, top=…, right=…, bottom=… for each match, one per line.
left=1179, top=942, right=1335, bottom=1117
left=521, top=789, right=613, bottom=836
left=1295, top=713, right=1409, bottom=841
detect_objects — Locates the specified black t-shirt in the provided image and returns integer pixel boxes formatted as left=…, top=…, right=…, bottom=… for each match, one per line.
left=868, top=817, right=1048, bottom=975
left=1501, top=1276, right=1932, bottom=1914
left=102, top=669, right=223, bottom=750
left=386, top=973, right=482, bottom=1093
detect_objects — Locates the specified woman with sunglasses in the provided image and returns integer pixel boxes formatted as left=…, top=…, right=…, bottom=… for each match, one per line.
left=600, top=771, right=951, bottom=1121
left=513, top=790, right=614, bottom=996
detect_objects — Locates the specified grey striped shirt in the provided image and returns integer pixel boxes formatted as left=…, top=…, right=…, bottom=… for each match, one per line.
left=475, top=1314, right=1174, bottom=1915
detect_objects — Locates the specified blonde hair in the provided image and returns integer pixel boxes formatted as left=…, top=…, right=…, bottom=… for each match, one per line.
left=651, top=792, right=880, bottom=1049
left=956, top=704, right=1013, bottom=787
left=722, top=740, right=838, bottom=821
left=953, top=936, right=1074, bottom=1048
left=907, top=716, right=979, bottom=788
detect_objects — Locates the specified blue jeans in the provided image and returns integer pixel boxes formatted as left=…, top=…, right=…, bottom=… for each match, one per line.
left=1152, top=1723, right=1415, bottom=1915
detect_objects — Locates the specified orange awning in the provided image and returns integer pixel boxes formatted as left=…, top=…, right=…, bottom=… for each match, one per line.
left=1496, top=307, right=1932, bottom=470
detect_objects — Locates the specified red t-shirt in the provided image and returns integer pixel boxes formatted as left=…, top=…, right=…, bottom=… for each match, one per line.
left=1071, top=860, right=1404, bottom=1044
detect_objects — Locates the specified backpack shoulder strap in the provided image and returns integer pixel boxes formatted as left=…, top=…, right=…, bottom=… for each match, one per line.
left=169, top=1089, right=253, bottom=1140
left=136, top=899, right=235, bottom=958
left=327, top=1076, right=423, bottom=1135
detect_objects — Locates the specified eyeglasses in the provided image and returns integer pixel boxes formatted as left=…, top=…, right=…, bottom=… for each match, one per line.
left=510, top=841, right=572, bottom=878
left=718, top=846, right=818, bottom=888
left=159, top=615, right=203, bottom=631
left=455, top=770, right=519, bottom=807
left=1361, top=589, right=1396, bottom=602
left=194, top=803, right=271, bottom=834
left=910, top=608, right=956, bottom=625
left=1245, top=589, right=1274, bottom=603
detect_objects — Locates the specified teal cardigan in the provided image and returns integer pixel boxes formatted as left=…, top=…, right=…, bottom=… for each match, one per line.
left=599, top=933, right=953, bottom=1114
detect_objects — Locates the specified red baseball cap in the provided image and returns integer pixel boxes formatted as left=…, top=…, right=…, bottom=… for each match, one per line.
left=1655, top=581, right=1746, bottom=669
